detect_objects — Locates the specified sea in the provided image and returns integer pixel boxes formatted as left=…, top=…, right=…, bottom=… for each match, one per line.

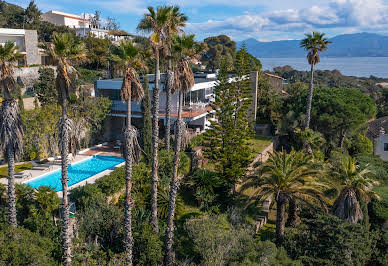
left=259, top=57, right=388, bottom=78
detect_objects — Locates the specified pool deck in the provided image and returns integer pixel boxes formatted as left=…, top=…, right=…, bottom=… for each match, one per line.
left=0, top=144, right=124, bottom=197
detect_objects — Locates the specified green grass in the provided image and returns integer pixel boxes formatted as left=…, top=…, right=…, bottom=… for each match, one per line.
left=0, top=163, right=34, bottom=178
left=248, top=136, right=272, bottom=156
left=374, top=186, right=388, bottom=203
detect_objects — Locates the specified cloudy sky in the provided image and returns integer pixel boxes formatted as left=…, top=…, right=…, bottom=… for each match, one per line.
left=11, top=0, right=388, bottom=41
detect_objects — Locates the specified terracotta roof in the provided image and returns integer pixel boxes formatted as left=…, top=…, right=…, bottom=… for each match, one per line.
left=366, top=116, right=388, bottom=139
left=264, top=73, right=286, bottom=80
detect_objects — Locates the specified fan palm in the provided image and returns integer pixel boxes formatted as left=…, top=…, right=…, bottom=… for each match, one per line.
left=163, top=6, right=187, bottom=151
left=164, top=34, right=203, bottom=265
left=241, top=149, right=328, bottom=245
left=137, top=5, right=173, bottom=234
left=112, top=40, right=145, bottom=265
left=332, top=156, right=380, bottom=223
left=300, top=32, right=331, bottom=129
left=41, top=32, right=86, bottom=266
left=0, top=41, right=24, bottom=227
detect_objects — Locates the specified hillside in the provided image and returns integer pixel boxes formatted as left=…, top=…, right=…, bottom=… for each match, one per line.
left=238, top=33, right=388, bottom=58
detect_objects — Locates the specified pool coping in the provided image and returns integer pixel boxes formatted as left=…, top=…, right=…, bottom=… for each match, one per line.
left=22, top=154, right=125, bottom=197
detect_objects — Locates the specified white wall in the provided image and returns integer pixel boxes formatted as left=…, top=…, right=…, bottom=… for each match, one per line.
left=376, top=134, right=388, bottom=161
left=0, top=35, right=24, bottom=51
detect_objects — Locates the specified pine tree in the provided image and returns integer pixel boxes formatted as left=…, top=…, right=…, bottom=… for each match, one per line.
left=141, top=75, right=152, bottom=165
left=203, top=47, right=253, bottom=191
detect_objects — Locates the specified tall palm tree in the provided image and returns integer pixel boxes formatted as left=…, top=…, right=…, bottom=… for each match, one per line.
left=164, top=34, right=203, bottom=265
left=332, top=156, right=380, bottom=223
left=300, top=32, right=331, bottom=129
left=163, top=6, right=187, bottom=151
left=112, top=40, right=145, bottom=265
left=137, top=5, right=173, bottom=234
left=242, top=149, right=328, bottom=245
left=0, top=41, right=24, bottom=227
left=42, top=32, right=86, bottom=266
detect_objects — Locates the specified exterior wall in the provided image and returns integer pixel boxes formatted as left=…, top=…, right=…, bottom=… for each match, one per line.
left=376, top=134, right=388, bottom=161
left=24, top=30, right=40, bottom=65
left=64, top=17, right=82, bottom=28
left=41, top=12, right=66, bottom=26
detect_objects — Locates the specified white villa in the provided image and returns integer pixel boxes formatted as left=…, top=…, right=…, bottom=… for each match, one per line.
left=367, top=116, right=388, bottom=161
left=41, top=10, right=124, bottom=41
left=95, top=73, right=218, bottom=140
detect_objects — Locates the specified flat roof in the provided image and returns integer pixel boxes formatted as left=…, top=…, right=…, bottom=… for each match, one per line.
left=0, top=28, right=26, bottom=35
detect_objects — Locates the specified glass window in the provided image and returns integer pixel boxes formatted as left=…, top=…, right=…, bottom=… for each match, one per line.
left=384, top=143, right=388, bottom=151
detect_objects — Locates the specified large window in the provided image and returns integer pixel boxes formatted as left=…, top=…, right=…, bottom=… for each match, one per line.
left=384, top=143, right=388, bottom=151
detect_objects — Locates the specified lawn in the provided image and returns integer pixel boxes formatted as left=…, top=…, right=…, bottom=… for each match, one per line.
left=0, top=163, right=34, bottom=178
left=374, top=186, right=388, bottom=203
left=248, top=136, right=273, bottom=156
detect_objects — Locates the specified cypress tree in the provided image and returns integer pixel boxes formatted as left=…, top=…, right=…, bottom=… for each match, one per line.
left=141, top=75, right=152, bottom=165
left=203, top=47, right=253, bottom=191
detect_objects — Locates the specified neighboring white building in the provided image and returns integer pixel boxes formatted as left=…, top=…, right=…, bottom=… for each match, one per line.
left=367, top=116, right=388, bottom=161
left=41, top=10, right=90, bottom=29
left=41, top=10, right=124, bottom=41
left=0, top=28, right=44, bottom=65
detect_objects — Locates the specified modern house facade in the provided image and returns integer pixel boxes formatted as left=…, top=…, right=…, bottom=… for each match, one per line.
left=367, top=116, right=388, bottom=161
left=95, top=73, right=220, bottom=140
left=0, top=28, right=43, bottom=65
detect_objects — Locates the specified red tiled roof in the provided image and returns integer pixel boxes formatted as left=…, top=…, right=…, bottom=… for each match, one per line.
left=264, top=73, right=286, bottom=80
left=366, top=116, right=388, bottom=139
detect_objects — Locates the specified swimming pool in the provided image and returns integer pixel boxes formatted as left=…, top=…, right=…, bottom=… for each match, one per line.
left=25, top=155, right=124, bottom=192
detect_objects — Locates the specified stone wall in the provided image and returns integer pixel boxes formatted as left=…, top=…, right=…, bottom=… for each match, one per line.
left=24, top=30, right=40, bottom=65
left=14, top=66, right=56, bottom=91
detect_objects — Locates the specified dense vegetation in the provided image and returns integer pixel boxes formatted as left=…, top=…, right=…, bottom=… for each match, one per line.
left=0, top=1, right=387, bottom=265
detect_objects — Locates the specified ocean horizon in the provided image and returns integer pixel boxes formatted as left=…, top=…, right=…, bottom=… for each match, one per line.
left=260, top=57, right=388, bottom=78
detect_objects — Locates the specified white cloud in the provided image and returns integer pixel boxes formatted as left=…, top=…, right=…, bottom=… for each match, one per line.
left=186, top=0, right=388, bottom=40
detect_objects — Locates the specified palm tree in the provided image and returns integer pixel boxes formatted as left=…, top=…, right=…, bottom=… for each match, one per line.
left=242, top=149, right=328, bottom=245
left=300, top=32, right=331, bottom=129
left=112, top=40, right=145, bottom=265
left=0, top=41, right=24, bottom=227
left=163, top=7, right=187, bottom=151
left=164, top=34, right=203, bottom=265
left=137, top=5, right=173, bottom=234
left=42, top=32, right=86, bottom=266
left=332, top=156, right=380, bottom=223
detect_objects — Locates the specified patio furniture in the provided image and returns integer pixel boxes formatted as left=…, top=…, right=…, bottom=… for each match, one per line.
left=17, top=172, right=32, bottom=179
left=114, top=140, right=121, bottom=150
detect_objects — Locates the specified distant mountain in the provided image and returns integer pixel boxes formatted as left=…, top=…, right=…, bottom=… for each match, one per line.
left=237, top=33, right=388, bottom=58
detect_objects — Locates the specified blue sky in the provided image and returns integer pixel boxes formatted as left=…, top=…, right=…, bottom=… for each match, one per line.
left=10, top=0, right=388, bottom=41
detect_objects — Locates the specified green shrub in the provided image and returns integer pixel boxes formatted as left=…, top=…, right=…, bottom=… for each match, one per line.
left=356, top=154, right=388, bottom=183
left=158, top=150, right=191, bottom=188
left=0, top=226, right=56, bottom=265
left=283, top=213, right=374, bottom=266
left=347, top=134, right=373, bottom=156
left=70, top=183, right=105, bottom=211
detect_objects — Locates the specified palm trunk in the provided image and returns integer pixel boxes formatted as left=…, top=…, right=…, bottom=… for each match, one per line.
left=151, top=48, right=160, bottom=234
left=164, top=91, right=183, bottom=265
left=60, top=98, right=72, bottom=266
left=286, top=198, right=299, bottom=227
left=276, top=194, right=287, bottom=246
left=305, top=63, right=314, bottom=129
left=7, top=144, right=17, bottom=227
left=124, top=99, right=134, bottom=266
left=165, top=59, right=172, bottom=151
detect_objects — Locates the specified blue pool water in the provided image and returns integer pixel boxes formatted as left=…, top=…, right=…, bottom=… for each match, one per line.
left=25, top=156, right=124, bottom=192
